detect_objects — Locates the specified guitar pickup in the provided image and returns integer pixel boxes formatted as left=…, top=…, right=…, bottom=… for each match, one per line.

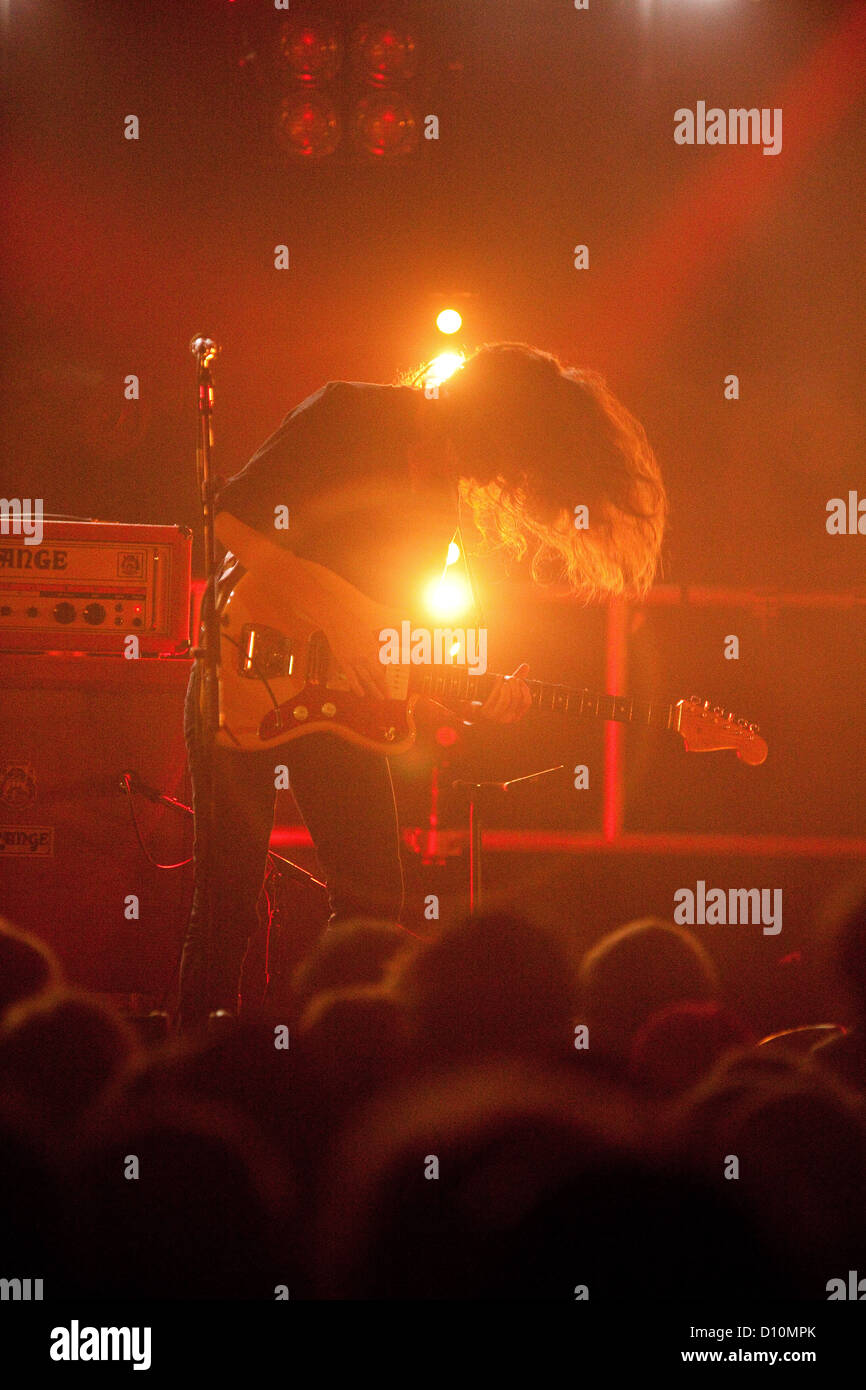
left=238, top=624, right=294, bottom=680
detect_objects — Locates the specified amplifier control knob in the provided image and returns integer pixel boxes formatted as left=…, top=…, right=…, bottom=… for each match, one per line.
left=53, top=602, right=76, bottom=624
left=83, top=602, right=107, bottom=625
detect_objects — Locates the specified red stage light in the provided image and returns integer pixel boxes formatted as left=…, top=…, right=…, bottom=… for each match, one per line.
left=278, top=21, right=341, bottom=85
left=435, top=725, right=459, bottom=748
left=353, top=93, right=418, bottom=158
left=276, top=94, right=341, bottom=159
left=354, top=23, right=417, bottom=87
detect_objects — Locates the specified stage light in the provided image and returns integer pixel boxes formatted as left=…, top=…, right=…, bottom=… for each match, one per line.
left=354, top=23, right=417, bottom=87
left=425, top=573, right=473, bottom=622
left=436, top=308, right=462, bottom=335
left=421, top=351, right=465, bottom=389
left=278, top=21, right=341, bottom=85
left=445, top=540, right=460, bottom=566
left=353, top=92, right=418, bottom=158
left=435, top=724, right=459, bottom=748
left=275, top=94, right=341, bottom=159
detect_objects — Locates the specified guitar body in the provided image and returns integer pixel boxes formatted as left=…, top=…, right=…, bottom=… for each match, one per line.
left=213, top=558, right=769, bottom=766
left=215, top=564, right=419, bottom=755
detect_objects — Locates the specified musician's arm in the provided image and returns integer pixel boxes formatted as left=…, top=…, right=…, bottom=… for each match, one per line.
left=214, top=514, right=531, bottom=716
left=215, top=512, right=351, bottom=627
left=215, top=511, right=393, bottom=697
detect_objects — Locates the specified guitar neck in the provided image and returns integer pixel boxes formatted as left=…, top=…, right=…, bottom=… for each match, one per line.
left=412, top=668, right=676, bottom=732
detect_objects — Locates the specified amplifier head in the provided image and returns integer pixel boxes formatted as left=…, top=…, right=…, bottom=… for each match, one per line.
left=0, top=520, right=192, bottom=655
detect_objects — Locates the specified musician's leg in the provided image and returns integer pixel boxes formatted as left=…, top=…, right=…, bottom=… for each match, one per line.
left=283, top=732, right=404, bottom=923
left=178, top=667, right=277, bottom=1030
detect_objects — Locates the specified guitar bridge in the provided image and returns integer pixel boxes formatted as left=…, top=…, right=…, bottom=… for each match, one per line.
left=238, top=624, right=293, bottom=681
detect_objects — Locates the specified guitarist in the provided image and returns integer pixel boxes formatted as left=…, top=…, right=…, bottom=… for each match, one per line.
left=178, top=342, right=666, bottom=1030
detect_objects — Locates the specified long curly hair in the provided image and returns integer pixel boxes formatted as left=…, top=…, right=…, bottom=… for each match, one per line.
left=434, top=343, right=666, bottom=599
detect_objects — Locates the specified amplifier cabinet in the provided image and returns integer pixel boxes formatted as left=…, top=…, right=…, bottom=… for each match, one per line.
left=0, top=520, right=192, bottom=655
left=0, top=654, right=193, bottom=994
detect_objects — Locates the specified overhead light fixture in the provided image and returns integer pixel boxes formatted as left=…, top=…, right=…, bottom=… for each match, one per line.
left=278, top=21, right=342, bottom=85
left=275, top=93, right=341, bottom=159
left=436, top=308, right=462, bottom=335
left=354, top=23, right=417, bottom=87
left=353, top=92, right=418, bottom=158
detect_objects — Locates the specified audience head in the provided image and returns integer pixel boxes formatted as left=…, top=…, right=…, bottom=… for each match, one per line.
left=67, top=1095, right=291, bottom=1299
left=0, top=988, right=138, bottom=1132
left=678, top=1057, right=866, bottom=1295
left=298, top=986, right=413, bottom=1126
left=629, top=1000, right=755, bottom=1097
left=396, top=911, right=575, bottom=1066
left=317, top=1060, right=768, bottom=1299
left=579, top=917, right=720, bottom=1067
left=291, top=916, right=412, bottom=1019
left=0, top=915, right=61, bottom=1018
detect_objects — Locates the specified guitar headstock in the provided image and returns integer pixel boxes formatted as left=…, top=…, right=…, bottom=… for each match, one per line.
left=675, top=697, right=768, bottom=766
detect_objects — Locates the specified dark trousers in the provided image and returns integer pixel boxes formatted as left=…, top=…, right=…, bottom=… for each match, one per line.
left=177, top=663, right=404, bottom=1029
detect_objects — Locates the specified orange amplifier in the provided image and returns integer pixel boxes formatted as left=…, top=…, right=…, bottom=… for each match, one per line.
left=0, top=520, right=192, bottom=654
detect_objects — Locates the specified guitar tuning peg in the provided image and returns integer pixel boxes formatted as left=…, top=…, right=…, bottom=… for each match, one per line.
left=749, top=722, right=759, bottom=733
left=713, top=706, right=722, bottom=715
left=703, top=700, right=711, bottom=710
left=689, top=694, right=700, bottom=704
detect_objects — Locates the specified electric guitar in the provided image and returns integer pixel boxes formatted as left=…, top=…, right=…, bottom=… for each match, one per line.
left=213, top=562, right=768, bottom=766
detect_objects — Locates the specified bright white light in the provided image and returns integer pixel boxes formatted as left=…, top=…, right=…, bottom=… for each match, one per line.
left=425, top=573, right=472, bottom=621
left=422, top=351, right=465, bottom=389
left=436, top=308, right=462, bottom=334
left=445, top=540, right=460, bottom=566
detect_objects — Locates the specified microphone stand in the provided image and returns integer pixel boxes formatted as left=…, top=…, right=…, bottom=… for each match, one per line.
left=453, top=764, right=563, bottom=912
left=191, top=335, right=222, bottom=739
left=189, top=335, right=222, bottom=1021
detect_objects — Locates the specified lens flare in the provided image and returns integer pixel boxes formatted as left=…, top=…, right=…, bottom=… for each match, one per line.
left=436, top=309, right=462, bottom=335
left=425, top=573, right=473, bottom=621
left=422, top=352, right=465, bottom=389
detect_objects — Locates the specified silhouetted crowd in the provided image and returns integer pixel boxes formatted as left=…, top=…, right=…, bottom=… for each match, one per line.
left=2, top=885, right=866, bottom=1300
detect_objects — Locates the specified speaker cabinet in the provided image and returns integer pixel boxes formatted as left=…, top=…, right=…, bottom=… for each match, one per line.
left=0, top=654, right=193, bottom=994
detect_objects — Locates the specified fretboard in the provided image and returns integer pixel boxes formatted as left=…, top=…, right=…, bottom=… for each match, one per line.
left=413, top=668, right=676, bottom=732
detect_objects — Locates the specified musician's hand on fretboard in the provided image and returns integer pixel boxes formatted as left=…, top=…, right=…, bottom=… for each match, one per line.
left=477, top=663, right=532, bottom=725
